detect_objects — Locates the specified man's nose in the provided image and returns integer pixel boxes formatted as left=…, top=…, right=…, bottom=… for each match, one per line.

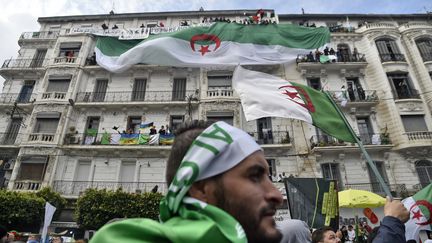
left=265, top=180, right=283, bottom=205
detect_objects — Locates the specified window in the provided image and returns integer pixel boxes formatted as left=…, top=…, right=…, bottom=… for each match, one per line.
left=401, top=115, right=428, bottom=132
left=321, top=163, right=342, bottom=183
left=170, top=115, right=184, bottom=133
left=132, top=79, right=147, bottom=101
left=415, top=160, right=432, bottom=188
left=357, top=117, right=373, bottom=145
left=346, top=78, right=366, bottom=101
left=367, top=161, right=389, bottom=193
left=415, top=38, right=432, bottom=62
left=337, top=43, right=351, bottom=62
left=47, top=78, right=70, bottom=93
left=257, top=117, right=273, bottom=144
left=17, top=80, right=35, bottom=103
left=119, top=161, right=136, bottom=183
left=127, top=116, right=142, bottom=133
left=59, top=42, right=82, bottom=58
left=4, top=118, right=22, bottom=145
left=172, top=78, right=187, bottom=101
left=307, top=78, right=321, bottom=90
left=34, top=112, right=60, bottom=133
left=93, top=79, right=108, bottom=102
left=75, top=160, right=91, bottom=181
left=146, top=22, right=158, bottom=28
left=31, top=49, right=47, bottom=67
left=266, top=159, right=277, bottom=181
left=17, top=156, right=48, bottom=181
left=207, top=111, right=234, bottom=125
left=207, top=75, right=232, bottom=90
left=375, top=38, right=404, bottom=62
left=387, top=73, right=418, bottom=99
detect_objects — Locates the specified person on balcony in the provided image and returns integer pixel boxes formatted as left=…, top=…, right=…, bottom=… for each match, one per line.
left=352, top=48, right=359, bottom=62
left=347, top=84, right=356, bottom=101
left=158, top=126, right=166, bottom=135
left=307, top=51, right=315, bottom=62
left=323, top=47, right=329, bottom=56
left=66, top=51, right=74, bottom=63
left=357, top=86, right=366, bottom=100
left=315, top=49, right=322, bottom=62
left=329, top=48, right=336, bottom=56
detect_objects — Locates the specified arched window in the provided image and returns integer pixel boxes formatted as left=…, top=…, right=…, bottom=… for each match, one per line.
left=375, top=38, right=404, bottom=62
left=415, top=38, right=432, bottom=62
left=337, top=43, right=351, bottom=62
left=415, top=160, right=432, bottom=188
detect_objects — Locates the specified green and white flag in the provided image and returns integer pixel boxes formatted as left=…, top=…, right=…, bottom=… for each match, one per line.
left=96, top=22, right=330, bottom=72
left=232, top=66, right=356, bottom=143
left=403, top=183, right=432, bottom=242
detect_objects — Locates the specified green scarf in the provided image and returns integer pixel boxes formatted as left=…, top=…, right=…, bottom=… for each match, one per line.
left=91, top=122, right=261, bottom=243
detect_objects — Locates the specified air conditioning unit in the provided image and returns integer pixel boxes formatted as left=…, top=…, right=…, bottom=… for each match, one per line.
left=3, top=160, right=14, bottom=170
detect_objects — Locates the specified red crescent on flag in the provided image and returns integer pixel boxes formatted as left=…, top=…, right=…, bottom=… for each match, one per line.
left=409, top=200, right=432, bottom=226
left=190, top=34, right=221, bottom=53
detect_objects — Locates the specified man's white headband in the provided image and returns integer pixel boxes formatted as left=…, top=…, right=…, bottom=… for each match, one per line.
left=165, top=121, right=262, bottom=214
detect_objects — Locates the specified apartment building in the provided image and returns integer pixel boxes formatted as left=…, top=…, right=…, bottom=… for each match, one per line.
left=0, top=10, right=431, bottom=229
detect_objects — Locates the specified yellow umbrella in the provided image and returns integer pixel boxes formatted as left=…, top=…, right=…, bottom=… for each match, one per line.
left=338, top=189, right=386, bottom=208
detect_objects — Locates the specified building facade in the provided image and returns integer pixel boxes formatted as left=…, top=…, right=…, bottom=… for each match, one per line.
left=0, top=10, right=431, bottom=228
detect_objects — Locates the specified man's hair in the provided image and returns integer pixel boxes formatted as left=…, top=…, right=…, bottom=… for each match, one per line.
left=165, top=120, right=214, bottom=185
left=312, top=226, right=334, bottom=243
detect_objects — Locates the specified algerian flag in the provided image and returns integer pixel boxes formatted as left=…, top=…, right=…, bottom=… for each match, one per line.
left=403, top=183, right=432, bottom=242
left=233, top=66, right=356, bottom=142
left=96, top=22, right=330, bottom=72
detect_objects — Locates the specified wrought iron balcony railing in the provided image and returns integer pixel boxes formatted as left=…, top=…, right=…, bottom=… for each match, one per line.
left=246, top=130, right=291, bottom=145
left=0, top=92, right=36, bottom=104
left=28, top=133, right=56, bottom=143
left=75, top=90, right=197, bottom=103
left=392, top=88, right=420, bottom=99
left=19, top=31, right=59, bottom=40
left=345, top=183, right=408, bottom=197
left=53, top=180, right=166, bottom=196
left=310, top=133, right=391, bottom=148
left=328, top=90, right=378, bottom=102
left=296, top=53, right=366, bottom=63
left=63, top=132, right=174, bottom=146
left=379, top=53, right=406, bottom=62
left=1, top=58, right=47, bottom=69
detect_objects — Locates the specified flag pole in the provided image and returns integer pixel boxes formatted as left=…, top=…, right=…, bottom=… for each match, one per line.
left=324, top=92, right=393, bottom=199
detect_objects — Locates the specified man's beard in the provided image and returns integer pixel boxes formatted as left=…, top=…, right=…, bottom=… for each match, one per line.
left=213, top=179, right=282, bottom=243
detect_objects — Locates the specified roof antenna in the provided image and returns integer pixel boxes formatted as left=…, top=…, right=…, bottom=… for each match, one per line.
left=109, top=0, right=115, bottom=15
left=302, top=8, right=305, bottom=14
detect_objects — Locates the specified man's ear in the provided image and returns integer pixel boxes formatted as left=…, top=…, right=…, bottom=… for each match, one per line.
left=188, top=179, right=216, bottom=203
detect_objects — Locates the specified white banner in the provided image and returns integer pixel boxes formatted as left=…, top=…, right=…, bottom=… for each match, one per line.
left=41, top=202, right=57, bottom=243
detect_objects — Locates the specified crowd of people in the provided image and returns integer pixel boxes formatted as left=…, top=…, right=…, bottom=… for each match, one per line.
left=298, top=46, right=365, bottom=63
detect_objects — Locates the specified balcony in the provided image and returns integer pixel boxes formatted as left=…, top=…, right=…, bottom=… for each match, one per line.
left=345, top=183, right=408, bottom=197
left=328, top=90, right=378, bottom=106
left=53, top=180, right=166, bottom=196
left=52, top=56, right=81, bottom=65
left=392, top=88, right=420, bottom=100
left=356, top=22, right=397, bottom=33
left=0, top=133, right=23, bottom=146
left=41, top=92, right=67, bottom=101
left=1, top=58, right=47, bottom=69
left=310, top=133, right=392, bottom=153
left=404, top=131, right=432, bottom=141
left=28, top=133, right=56, bottom=143
left=379, top=53, right=406, bottom=62
left=14, top=180, right=42, bottom=191
left=206, top=89, right=234, bottom=98
left=19, top=31, right=59, bottom=41
left=247, top=130, right=291, bottom=146
left=75, top=90, right=197, bottom=104
left=63, top=132, right=174, bottom=147
left=296, top=53, right=366, bottom=64
left=0, top=92, right=36, bottom=104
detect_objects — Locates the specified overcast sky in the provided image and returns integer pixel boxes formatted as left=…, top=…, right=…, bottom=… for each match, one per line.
left=1, top=0, right=431, bottom=91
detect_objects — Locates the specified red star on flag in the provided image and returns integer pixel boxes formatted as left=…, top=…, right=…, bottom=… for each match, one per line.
left=199, top=45, right=210, bottom=56
left=412, top=209, right=423, bottom=221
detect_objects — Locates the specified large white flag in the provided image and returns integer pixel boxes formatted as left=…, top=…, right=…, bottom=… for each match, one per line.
left=232, top=66, right=356, bottom=142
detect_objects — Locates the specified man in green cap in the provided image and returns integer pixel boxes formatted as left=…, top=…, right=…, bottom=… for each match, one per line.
left=91, top=120, right=283, bottom=243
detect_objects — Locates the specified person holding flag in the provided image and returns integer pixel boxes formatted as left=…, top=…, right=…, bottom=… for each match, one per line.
left=403, top=183, right=432, bottom=242
left=90, top=120, right=409, bottom=243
